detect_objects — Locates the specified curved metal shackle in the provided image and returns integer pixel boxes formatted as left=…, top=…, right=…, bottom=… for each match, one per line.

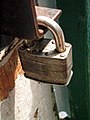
left=37, top=16, right=66, bottom=53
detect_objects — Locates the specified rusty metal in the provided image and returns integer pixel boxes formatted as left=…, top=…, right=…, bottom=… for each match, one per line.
left=36, top=6, right=62, bottom=37
left=35, top=6, right=62, bottom=20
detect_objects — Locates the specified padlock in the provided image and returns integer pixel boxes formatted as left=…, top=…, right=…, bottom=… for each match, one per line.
left=18, top=16, right=73, bottom=85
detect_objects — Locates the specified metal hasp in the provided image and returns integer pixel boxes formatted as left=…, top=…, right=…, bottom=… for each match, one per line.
left=0, top=0, right=61, bottom=49
left=0, top=4, right=62, bottom=60
left=19, top=16, right=73, bottom=85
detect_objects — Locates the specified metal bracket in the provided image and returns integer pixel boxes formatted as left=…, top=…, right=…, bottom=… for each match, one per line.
left=0, top=6, right=62, bottom=62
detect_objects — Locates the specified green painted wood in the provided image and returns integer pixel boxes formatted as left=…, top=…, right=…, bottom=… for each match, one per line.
left=87, top=1, right=90, bottom=120
left=56, top=0, right=89, bottom=120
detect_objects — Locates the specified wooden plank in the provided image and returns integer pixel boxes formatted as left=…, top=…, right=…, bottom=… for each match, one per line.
left=0, top=0, right=38, bottom=40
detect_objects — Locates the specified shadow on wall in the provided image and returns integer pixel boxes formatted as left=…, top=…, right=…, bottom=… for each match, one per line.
left=29, top=79, right=58, bottom=120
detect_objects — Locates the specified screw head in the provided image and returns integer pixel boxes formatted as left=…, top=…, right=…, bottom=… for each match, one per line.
left=20, top=46, right=26, bottom=51
left=27, top=48, right=31, bottom=53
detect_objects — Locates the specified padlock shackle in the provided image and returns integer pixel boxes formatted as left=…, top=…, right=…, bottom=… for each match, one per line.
left=37, top=16, right=66, bottom=53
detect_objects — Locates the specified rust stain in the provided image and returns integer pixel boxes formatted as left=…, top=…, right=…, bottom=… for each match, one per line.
left=0, top=48, right=23, bottom=100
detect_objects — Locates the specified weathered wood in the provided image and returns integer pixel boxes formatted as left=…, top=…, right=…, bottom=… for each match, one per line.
left=19, top=39, right=72, bottom=85
left=0, top=0, right=38, bottom=39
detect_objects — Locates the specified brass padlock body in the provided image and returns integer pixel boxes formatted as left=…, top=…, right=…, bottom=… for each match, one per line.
left=19, top=38, right=72, bottom=85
